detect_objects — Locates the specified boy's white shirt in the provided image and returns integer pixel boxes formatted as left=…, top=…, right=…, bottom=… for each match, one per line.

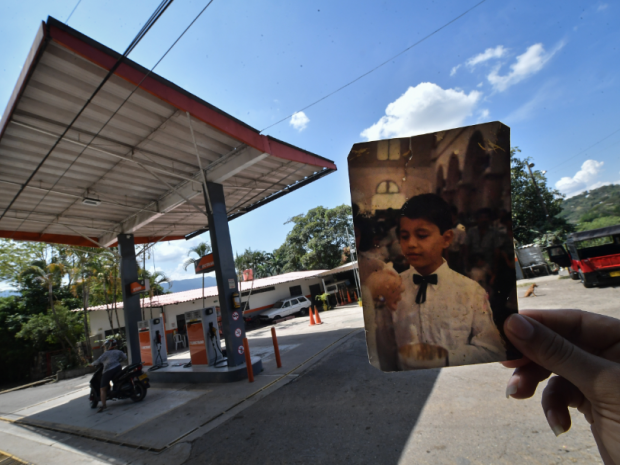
left=393, top=260, right=506, bottom=366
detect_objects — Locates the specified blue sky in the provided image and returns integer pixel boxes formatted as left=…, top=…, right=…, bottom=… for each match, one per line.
left=1, top=0, right=619, bottom=283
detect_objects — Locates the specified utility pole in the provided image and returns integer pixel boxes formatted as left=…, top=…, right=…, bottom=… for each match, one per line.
left=526, top=162, right=550, bottom=219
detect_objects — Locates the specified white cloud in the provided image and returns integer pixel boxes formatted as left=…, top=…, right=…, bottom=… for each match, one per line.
left=148, top=235, right=209, bottom=281
left=478, top=108, right=490, bottom=121
left=450, top=64, right=461, bottom=76
left=598, top=4, right=608, bottom=11
left=488, top=42, right=563, bottom=92
left=466, top=45, right=507, bottom=68
left=555, top=159, right=605, bottom=197
left=289, top=111, right=309, bottom=131
left=360, top=82, right=481, bottom=141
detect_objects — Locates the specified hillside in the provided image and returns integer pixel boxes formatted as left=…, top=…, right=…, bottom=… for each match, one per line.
left=559, top=184, right=620, bottom=224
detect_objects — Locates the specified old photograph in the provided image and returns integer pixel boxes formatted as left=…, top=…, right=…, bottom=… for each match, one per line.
left=349, top=122, right=520, bottom=371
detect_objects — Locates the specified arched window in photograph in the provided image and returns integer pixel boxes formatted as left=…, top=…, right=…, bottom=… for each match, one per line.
left=376, top=181, right=400, bottom=194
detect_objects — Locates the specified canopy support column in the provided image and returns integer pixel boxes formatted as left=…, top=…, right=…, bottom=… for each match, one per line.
left=206, top=182, right=246, bottom=367
left=118, top=233, right=142, bottom=364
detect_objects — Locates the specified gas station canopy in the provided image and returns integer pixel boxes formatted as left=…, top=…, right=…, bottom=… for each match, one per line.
left=0, top=17, right=336, bottom=248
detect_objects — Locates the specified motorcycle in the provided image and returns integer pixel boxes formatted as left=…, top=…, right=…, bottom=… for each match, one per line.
left=89, top=363, right=150, bottom=408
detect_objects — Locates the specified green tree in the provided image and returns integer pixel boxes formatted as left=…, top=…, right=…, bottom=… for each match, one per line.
left=16, top=303, right=83, bottom=351
left=0, top=296, right=37, bottom=383
left=182, top=242, right=212, bottom=271
left=21, top=261, right=78, bottom=352
left=278, top=204, right=353, bottom=271
left=235, top=249, right=271, bottom=279
left=510, top=148, right=573, bottom=245
left=143, top=269, right=172, bottom=296
left=90, top=250, right=123, bottom=334
left=0, top=239, right=47, bottom=284
left=577, top=216, right=620, bottom=232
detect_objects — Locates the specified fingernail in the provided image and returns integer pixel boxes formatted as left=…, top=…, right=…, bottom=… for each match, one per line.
left=505, top=375, right=519, bottom=398
left=506, top=314, right=534, bottom=340
left=546, top=410, right=565, bottom=437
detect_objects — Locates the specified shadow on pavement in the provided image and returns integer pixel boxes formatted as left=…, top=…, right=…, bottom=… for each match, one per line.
left=185, top=331, right=440, bottom=464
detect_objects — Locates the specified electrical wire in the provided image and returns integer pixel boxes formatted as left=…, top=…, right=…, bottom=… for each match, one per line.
left=0, top=0, right=174, bottom=226
left=4, top=0, right=218, bottom=245
left=260, top=0, right=489, bottom=133
left=546, top=126, right=620, bottom=173
left=65, top=0, right=83, bottom=24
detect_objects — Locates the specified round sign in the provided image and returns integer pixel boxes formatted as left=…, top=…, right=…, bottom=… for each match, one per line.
left=238, top=345, right=244, bottom=355
left=232, top=311, right=239, bottom=321
left=235, top=328, right=242, bottom=338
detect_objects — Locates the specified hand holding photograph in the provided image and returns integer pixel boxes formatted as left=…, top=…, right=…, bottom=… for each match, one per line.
left=349, top=122, right=520, bottom=372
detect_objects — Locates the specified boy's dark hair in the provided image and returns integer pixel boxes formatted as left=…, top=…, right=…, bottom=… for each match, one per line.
left=399, top=193, right=452, bottom=234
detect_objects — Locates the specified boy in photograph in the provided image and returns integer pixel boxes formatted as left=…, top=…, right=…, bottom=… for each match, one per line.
left=392, top=194, right=506, bottom=368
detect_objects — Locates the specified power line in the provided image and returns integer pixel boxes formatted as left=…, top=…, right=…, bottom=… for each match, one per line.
left=259, top=0, right=489, bottom=133
left=65, top=0, right=82, bottom=24
left=547, top=126, right=620, bottom=173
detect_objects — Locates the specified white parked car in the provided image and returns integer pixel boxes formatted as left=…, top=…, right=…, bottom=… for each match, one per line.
left=259, top=296, right=312, bottom=322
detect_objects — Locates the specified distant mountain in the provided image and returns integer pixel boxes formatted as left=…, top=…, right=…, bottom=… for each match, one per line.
left=559, top=184, right=620, bottom=224
left=162, top=276, right=217, bottom=293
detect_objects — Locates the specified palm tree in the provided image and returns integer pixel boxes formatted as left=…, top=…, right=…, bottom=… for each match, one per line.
left=182, top=242, right=212, bottom=271
left=144, top=269, right=172, bottom=295
left=23, top=261, right=76, bottom=351
left=68, top=247, right=102, bottom=359
left=266, top=249, right=286, bottom=276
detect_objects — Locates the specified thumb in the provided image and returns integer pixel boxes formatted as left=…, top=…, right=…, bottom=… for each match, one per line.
left=504, top=314, right=610, bottom=397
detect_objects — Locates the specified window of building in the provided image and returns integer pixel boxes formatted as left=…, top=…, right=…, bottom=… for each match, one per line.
left=289, top=285, right=302, bottom=297
left=376, top=140, right=401, bottom=160
left=376, top=181, right=400, bottom=194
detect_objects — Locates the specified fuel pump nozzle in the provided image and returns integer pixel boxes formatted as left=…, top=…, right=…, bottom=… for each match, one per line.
left=150, top=329, right=167, bottom=371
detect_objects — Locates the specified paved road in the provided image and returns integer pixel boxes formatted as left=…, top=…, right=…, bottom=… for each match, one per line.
left=517, top=275, right=620, bottom=318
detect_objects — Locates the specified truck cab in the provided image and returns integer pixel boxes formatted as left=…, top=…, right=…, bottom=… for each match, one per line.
left=546, top=224, right=620, bottom=288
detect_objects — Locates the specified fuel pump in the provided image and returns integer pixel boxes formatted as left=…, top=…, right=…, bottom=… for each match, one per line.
left=137, top=317, right=168, bottom=369
left=184, top=307, right=225, bottom=367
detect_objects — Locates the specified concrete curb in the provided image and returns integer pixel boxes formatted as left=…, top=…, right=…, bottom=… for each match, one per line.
left=56, top=366, right=97, bottom=381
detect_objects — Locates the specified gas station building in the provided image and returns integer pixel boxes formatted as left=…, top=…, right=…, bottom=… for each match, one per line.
left=0, top=17, right=337, bottom=376
left=85, top=270, right=328, bottom=349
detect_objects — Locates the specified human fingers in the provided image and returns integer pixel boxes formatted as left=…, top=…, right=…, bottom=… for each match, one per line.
left=506, top=362, right=551, bottom=399
left=541, top=376, right=587, bottom=436
left=518, top=309, right=620, bottom=357
left=504, top=314, right=616, bottom=398
left=501, top=356, right=531, bottom=369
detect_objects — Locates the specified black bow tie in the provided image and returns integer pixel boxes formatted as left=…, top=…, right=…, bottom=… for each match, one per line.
left=413, top=274, right=438, bottom=304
